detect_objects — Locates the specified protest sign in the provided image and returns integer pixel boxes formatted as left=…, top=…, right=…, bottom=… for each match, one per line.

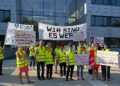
left=94, top=37, right=104, bottom=47
left=38, top=23, right=87, bottom=40
left=5, top=22, right=35, bottom=46
left=96, top=50, right=119, bottom=67
left=15, top=30, right=36, bottom=46
left=75, top=54, right=89, bottom=65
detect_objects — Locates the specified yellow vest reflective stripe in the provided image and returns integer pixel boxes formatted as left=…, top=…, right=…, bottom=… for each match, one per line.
left=16, top=51, right=28, bottom=68
left=45, top=50, right=53, bottom=65
left=59, top=49, right=66, bottom=63
left=36, top=46, right=46, bottom=62
left=66, top=50, right=74, bottom=65
left=0, top=47, right=4, bottom=60
left=29, top=46, right=35, bottom=57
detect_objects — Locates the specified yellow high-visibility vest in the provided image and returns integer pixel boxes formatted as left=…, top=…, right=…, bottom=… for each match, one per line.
left=16, top=50, right=28, bottom=68
left=45, top=49, right=53, bottom=65
left=59, top=49, right=66, bottom=63
left=66, top=49, right=74, bottom=66
left=55, top=48, right=60, bottom=60
left=29, top=46, right=35, bottom=57
left=0, top=47, right=4, bottom=60
left=36, top=46, right=46, bottom=62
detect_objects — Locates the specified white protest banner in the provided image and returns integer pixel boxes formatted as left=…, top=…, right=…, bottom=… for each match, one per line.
left=75, top=54, right=89, bottom=65
left=8, top=22, right=33, bottom=31
left=96, top=50, right=119, bottom=67
left=5, top=22, right=35, bottom=46
left=94, top=37, right=104, bottom=47
left=15, top=30, right=36, bottom=46
left=38, top=23, right=87, bottom=40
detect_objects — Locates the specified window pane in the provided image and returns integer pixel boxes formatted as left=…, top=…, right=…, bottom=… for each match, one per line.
left=111, top=0, right=116, bottom=6
left=0, top=11, right=4, bottom=22
left=43, top=16, right=54, bottom=25
left=102, top=16, right=108, bottom=26
left=91, top=0, right=96, bottom=4
left=96, top=0, right=103, bottom=5
left=44, top=0, right=54, bottom=13
left=96, top=16, right=102, bottom=26
left=111, top=17, right=116, bottom=26
left=91, top=16, right=95, bottom=26
left=55, top=17, right=66, bottom=26
left=116, top=0, right=120, bottom=6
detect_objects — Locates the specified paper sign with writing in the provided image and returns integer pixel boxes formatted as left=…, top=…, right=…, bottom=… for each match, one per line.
left=75, top=54, right=89, bottom=65
left=96, top=50, right=119, bottom=67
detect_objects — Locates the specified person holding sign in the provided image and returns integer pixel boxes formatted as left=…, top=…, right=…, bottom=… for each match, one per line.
left=101, top=43, right=110, bottom=81
left=54, top=44, right=60, bottom=74
left=77, top=46, right=87, bottom=80
left=92, top=43, right=101, bottom=80
left=16, top=46, right=33, bottom=84
left=45, top=43, right=54, bottom=80
left=66, top=45, right=74, bottom=81
left=0, top=42, right=4, bottom=75
left=35, top=40, right=46, bottom=80
left=59, top=44, right=66, bottom=77
left=29, top=46, right=36, bottom=70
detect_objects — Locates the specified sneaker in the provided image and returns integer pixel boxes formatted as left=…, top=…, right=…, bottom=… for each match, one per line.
left=66, top=79, right=68, bottom=81
left=81, top=77, right=84, bottom=80
left=28, top=81, right=34, bottom=84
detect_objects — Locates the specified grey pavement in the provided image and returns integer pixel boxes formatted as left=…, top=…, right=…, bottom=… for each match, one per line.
left=0, top=60, right=120, bottom=86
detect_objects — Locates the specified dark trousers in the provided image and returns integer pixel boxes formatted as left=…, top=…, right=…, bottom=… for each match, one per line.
left=66, top=65, right=74, bottom=79
left=101, top=65, right=110, bottom=79
left=37, top=62, right=45, bottom=79
left=46, top=64, right=53, bottom=79
left=59, top=62, right=66, bottom=76
left=30, top=56, right=35, bottom=67
left=0, top=59, right=3, bottom=75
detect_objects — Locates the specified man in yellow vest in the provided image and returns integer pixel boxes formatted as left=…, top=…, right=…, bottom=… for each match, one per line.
left=59, top=44, right=66, bottom=77
left=0, top=42, right=4, bottom=75
left=66, top=45, right=74, bottom=81
left=29, top=46, right=35, bottom=70
left=35, top=40, right=46, bottom=80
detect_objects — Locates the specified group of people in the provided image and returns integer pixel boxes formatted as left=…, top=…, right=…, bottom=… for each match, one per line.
left=0, top=40, right=111, bottom=84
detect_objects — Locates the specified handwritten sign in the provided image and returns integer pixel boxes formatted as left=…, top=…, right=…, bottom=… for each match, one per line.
left=15, top=30, right=36, bottom=46
left=96, top=50, right=119, bottom=67
left=5, top=22, right=35, bottom=46
left=38, top=23, right=87, bottom=40
left=75, top=54, right=89, bottom=65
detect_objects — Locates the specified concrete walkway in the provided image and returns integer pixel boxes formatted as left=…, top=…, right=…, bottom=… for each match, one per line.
left=0, top=60, right=120, bottom=86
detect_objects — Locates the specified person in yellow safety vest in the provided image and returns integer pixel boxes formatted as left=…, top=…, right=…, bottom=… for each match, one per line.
left=45, top=43, right=54, bottom=80
left=0, top=42, right=4, bottom=75
left=54, top=44, right=60, bottom=74
left=77, top=46, right=87, bottom=80
left=29, top=46, right=35, bottom=70
left=35, top=40, right=46, bottom=80
left=101, top=42, right=110, bottom=81
left=66, top=45, right=74, bottom=81
left=16, top=46, right=33, bottom=84
left=59, top=44, right=66, bottom=77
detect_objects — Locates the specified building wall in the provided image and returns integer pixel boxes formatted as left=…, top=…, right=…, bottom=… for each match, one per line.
left=86, top=0, right=120, bottom=39
left=0, top=0, right=17, bottom=35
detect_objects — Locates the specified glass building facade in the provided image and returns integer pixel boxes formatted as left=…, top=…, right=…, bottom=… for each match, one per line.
left=17, top=0, right=80, bottom=26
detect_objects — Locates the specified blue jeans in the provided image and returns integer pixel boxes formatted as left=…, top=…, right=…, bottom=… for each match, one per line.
left=77, top=65, right=83, bottom=77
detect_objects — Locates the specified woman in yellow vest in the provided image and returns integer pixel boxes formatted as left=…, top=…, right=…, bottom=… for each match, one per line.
left=16, top=46, right=33, bottom=84
left=45, top=43, right=54, bottom=80
left=59, top=44, right=66, bottom=77
left=77, top=46, right=86, bottom=80
left=101, top=42, right=110, bottom=81
left=29, top=46, right=35, bottom=70
left=0, top=42, right=4, bottom=75
left=66, top=45, right=74, bottom=81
